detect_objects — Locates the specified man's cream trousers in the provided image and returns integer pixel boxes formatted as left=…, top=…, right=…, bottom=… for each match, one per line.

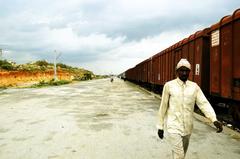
left=167, top=133, right=191, bottom=159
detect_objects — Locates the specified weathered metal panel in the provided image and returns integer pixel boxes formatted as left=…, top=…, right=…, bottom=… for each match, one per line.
left=182, top=38, right=189, bottom=59
left=193, top=37, right=202, bottom=86
left=159, top=54, right=163, bottom=85
left=166, top=51, right=170, bottom=82
left=233, top=9, right=240, bottom=100
left=147, top=59, right=151, bottom=83
left=201, top=35, right=211, bottom=94
left=167, top=49, right=172, bottom=80
left=145, top=61, right=148, bottom=83
left=210, top=25, right=221, bottom=96
left=220, top=16, right=233, bottom=98
left=194, top=32, right=210, bottom=93
left=160, top=54, right=164, bottom=85
left=170, top=47, right=175, bottom=79
left=188, top=35, right=195, bottom=81
left=141, top=62, right=145, bottom=82
left=151, top=55, right=156, bottom=84
left=152, top=53, right=160, bottom=85
left=209, top=9, right=240, bottom=101
left=162, top=54, right=166, bottom=84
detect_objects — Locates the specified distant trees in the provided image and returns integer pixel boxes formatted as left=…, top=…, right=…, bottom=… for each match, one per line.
left=0, top=60, right=15, bottom=70
left=34, top=60, right=51, bottom=67
left=57, top=62, right=73, bottom=70
left=83, top=72, right=93, bottom=80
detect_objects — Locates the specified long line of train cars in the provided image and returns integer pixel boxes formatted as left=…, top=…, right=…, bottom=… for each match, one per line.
left=121, top=8, right=240, bottom=128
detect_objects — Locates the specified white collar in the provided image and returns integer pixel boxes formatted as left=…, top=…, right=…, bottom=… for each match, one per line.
left=176, top=77, right=188, bottom=86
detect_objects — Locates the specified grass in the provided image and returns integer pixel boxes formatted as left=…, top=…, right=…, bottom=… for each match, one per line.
left=0, top=86, right=7, bottom=90
left=30, top=79, right=71, bottom=88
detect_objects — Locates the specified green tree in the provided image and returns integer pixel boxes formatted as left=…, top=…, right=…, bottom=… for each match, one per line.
left=0, top=60, right=14, bottom=70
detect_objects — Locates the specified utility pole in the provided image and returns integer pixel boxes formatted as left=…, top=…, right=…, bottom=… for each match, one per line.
left=0, top=49, right=2, bottom=60
left=54, top=50, right=61, bottom=81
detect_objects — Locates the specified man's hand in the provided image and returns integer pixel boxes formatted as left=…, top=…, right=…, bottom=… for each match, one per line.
left=158, top=129, right=164, bottom=139
left=213, top=121, right=223, bottom=133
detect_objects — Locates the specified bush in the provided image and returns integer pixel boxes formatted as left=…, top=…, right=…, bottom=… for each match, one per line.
left=83, top=72, right=92, bottom=80
left=49, top=79, right=71, bottom=86
left=34, top=60, right=50, bottom=67
left=1, top=64, right=14, bottom=70
left=57, top=63, right=68, bottom=69
left=0, top=60, right=14, bottom=70
left=31, top=79, right=71, bottom=88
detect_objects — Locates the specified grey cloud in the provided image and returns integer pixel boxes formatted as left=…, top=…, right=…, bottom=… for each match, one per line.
left=1, top=0, right=240, bottom=74
left=62, top=53, right=99, bottom=64
left=69, top=4, right=240, bottom=41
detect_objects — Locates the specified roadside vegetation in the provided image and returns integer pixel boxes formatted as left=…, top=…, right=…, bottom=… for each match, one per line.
left=30, top=79, right=71, bottom=88
left=0, top=59, right=106, bottom=88
left=0, top=59, right=15, bottom=70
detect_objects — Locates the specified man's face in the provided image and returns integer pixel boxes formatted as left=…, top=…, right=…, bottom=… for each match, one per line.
left=177, top=66, right=190, bottom=82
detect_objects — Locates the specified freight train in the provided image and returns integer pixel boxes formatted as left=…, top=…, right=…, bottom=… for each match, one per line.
left=121, top=8, right=240, bottom=128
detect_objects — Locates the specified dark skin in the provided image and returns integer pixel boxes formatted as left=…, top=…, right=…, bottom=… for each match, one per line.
left=176, top=66, right=190, bottom=82
left=158, top=66, right=223, bottom=139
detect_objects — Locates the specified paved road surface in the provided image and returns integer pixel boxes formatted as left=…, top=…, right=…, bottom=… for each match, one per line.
left=0, top=78, right=239, bottom=159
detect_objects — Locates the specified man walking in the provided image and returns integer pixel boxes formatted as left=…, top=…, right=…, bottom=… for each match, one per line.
left=157, top=58, right=223, bottom=159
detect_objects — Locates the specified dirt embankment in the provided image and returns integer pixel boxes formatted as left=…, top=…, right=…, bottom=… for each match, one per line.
left=0, top=70, right=72, bottom=87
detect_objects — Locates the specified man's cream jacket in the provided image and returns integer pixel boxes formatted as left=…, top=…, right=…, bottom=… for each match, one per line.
left=158, top=78, right=217, bottom=136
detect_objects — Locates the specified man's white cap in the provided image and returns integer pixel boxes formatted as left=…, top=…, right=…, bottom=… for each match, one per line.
left=176, top=58, right=191, bottom=70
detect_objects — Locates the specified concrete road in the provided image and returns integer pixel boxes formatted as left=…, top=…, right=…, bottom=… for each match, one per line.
left=0, top=78, right=239, bottom=159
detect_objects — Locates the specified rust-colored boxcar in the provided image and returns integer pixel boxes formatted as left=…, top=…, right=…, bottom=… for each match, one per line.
left=156, top=30, right=210, bottom=93
left=147, top=58, right=153, bottom=84
left=142, top=59, right=149, bottom=83
left=123, top=8, right=240, bottom=127
left=209, top=9, right=240, bottom=101
left=152, top=52, right=161, bottom=85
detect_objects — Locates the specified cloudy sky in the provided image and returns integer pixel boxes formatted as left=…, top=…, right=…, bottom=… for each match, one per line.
left=0, top=0, right=239, bottom=75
